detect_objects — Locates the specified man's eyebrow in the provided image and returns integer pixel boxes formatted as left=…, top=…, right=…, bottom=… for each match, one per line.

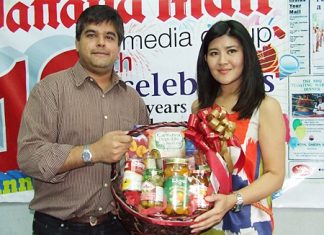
left=83, top=29, right=117, bottom=37
left=106, top=31, right=117, bottom=37
left=84, top=29, right=96, bottom=34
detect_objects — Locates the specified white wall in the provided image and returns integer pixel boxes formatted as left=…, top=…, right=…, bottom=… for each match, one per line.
left=1, top=203, right=324, bottom=235
left=273, top=208, right=324, bottom=234
left=1, top=203, right=33, bottom=235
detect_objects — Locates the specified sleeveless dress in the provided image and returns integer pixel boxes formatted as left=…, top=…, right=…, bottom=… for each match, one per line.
left=202, top=108, right=273, bottom=235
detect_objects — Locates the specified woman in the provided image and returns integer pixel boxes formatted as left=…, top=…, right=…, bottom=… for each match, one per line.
left=190, top=20, right=285, bottom=234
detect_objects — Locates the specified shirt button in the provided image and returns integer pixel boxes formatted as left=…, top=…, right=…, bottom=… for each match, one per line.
left=89, top=78, right=94, bottom=82
left=104, top=115, right=108, bottom=120
left=98, top=207, right=103, bottom=211
left=104, top=183, right=108, bottom=187
left=102, top=94, right=105, bottom=98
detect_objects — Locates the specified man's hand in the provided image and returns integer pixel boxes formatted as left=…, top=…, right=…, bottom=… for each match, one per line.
left=91, top=131, right=132, bottom=163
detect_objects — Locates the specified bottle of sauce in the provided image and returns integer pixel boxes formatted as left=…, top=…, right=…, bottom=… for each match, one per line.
left=140, top=168, right=164, bottom=208
left=122, top=156, right=145, bottom=192
left=189, top=169, right=211, bottom=212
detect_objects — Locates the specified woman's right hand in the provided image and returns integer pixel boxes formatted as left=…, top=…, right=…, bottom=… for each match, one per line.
left=190, top=193, right=236, bottom=233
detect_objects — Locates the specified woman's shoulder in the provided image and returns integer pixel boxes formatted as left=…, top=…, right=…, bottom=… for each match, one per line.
left=259, top=95, right=283, bottom=120
left=260, top=95, right=281, bottom=110
left=191, top=99, right=200, bottom=114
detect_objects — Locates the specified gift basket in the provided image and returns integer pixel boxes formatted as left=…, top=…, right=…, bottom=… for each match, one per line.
left=112, top=104, right=245, bottom=235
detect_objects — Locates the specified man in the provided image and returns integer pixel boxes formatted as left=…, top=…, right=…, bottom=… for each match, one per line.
left=17, top=5, right=149, bottom=235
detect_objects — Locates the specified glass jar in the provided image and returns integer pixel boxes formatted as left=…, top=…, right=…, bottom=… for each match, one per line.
left=122, top=157, right=145, bottom=192
left=140, top=168, right=164, bottom=208
left=164, top=158, right=189, bottom=178
left=189, top=170, right=211, bottom=212
left=143, top=149, right=163, bottom=170
left=163, top=158, right=189, bottom=216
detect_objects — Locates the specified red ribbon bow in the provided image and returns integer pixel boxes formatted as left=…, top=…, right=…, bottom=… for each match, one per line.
left=185, top=104, right=245, bottom=194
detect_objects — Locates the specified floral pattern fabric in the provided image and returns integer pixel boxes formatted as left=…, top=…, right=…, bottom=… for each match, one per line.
left=202, top=108, right=273, bottom=235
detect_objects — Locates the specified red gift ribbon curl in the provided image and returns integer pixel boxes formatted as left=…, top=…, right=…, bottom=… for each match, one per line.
left=185, top=104, right=245, bottom=194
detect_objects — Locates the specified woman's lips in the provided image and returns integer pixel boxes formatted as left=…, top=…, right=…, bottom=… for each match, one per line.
left=218, top=68, right=230, bottom=74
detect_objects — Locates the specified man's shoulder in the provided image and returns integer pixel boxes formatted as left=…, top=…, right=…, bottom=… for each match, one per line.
left=44, top=66, right=74, bottom=81
left=118, top=82, right=146, bottom=105
left=39, top=66, right=74, bottom=86
left=119, top=81, right=139, bottom=95
left=32, top=66, right=75, bottom=96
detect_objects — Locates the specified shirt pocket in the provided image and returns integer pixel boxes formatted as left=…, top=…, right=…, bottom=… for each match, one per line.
left=118, top=115, right=136, bottom=131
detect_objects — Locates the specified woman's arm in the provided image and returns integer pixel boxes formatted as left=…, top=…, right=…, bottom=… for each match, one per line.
left=235, top=95, right=286, bottom=205
left=190, top=95, right=286, bottom=233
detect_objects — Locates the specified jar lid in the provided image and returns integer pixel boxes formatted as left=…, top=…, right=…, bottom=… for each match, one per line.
left=197, top=165, right=211, bottom=171
left=165, top=157, right=188, bottom=165
left=192, top=169, right=211, bottom=175
left=149, top=149, right=161, bottom=158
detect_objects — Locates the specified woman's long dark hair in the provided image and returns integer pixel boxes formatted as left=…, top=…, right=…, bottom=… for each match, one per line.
left=196, top=20, right=265, bottom=119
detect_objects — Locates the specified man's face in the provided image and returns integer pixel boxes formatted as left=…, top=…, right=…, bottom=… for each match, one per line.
left=76, top=21, right=120, bottom=76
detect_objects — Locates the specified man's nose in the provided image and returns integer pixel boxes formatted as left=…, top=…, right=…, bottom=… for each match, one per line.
left=97, top=36, right=105, bottom=46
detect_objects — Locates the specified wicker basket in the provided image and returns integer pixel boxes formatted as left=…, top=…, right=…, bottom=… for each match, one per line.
left=112, top=177, right=196, bottom=235
left=112, top=122, right=201, bottom=235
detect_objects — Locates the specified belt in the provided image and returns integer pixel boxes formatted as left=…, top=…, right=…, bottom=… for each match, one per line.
left=34, top=211, right=115, bottom=228
left=69, top=213, right=111, bottom=226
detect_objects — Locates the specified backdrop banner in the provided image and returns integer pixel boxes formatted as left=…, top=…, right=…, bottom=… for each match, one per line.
left=0, top=0, right=323, bottom=207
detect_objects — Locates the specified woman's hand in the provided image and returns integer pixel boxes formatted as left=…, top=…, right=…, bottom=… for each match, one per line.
left=190, top=193, right=235, bottom=233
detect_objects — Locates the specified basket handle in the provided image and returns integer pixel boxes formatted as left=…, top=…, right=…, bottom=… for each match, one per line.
left=127, top=121, right=187, bottom=136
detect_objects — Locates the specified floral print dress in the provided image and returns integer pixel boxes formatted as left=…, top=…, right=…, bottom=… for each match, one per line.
left=202, top=108, right=273, bottom=235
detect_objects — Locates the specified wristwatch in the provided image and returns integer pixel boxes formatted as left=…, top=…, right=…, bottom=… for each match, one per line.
left=82, top=145, right=93, bottom=165
left=232, top=192, right=244, bottom=212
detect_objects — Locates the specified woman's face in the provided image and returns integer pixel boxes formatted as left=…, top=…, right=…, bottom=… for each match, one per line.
left=205, top=35, right=244, bottom=90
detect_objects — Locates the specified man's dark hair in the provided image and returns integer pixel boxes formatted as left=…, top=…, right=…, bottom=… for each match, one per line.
left=76, top=5, right=124, bottom=46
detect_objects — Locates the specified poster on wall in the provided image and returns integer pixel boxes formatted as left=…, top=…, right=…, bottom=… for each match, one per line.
left=310, top=0, right=324, bottom=74
left=289, top=75, right=324, bottom=165
left=0, top=0, right=323, bottom=208
left=288, top=0, right=310, bottom=75
left=273, top=74, right=324, bottom=208
left=288, top=0, right=324, bottom=75
left=273, top=0, right=324, bottom=208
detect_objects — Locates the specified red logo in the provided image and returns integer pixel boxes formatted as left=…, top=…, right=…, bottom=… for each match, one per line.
left=292, top=164, right=312, bottom=177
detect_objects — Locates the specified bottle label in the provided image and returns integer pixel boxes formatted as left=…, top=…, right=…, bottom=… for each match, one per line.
left=125, top=158, right=145, bottom=175
left=164, top=176, right=189, bottom=208
left=122, top=170, right=143, bottom=191
left=141, top=181, right=163, bottom=203
left=189, top=184, right=209, bottom=209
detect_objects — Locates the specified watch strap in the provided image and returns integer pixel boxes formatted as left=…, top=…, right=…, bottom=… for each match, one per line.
left=82, top=144, right=93, bottom=165
left=232, top=192, right=244, bottom=212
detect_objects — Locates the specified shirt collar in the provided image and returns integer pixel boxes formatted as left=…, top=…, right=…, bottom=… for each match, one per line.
left=72, top=60, right=127, bottom=90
